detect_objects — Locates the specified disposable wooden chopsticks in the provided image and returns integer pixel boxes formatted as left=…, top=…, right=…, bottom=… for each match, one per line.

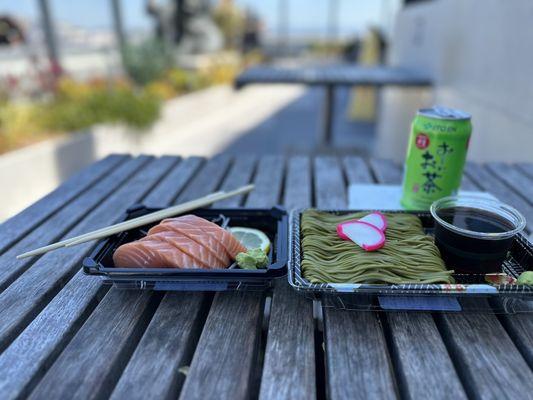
left=16, top=184, right=255, bottom=259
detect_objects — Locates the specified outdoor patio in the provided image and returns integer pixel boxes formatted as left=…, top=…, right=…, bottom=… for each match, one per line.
left=1, top=1, right=532, bottom=399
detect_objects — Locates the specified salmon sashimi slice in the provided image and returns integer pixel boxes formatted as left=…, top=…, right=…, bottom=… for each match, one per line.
left=113, top=239, right=201, bottom=269
left=149, top=221, right=231, bottom=266
left=146, top=230, right=225, bottom=269
left=161, top=215, right=247, bottom=259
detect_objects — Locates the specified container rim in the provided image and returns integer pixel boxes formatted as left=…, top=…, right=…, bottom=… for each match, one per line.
left=430, top=195, right=526, bottom=240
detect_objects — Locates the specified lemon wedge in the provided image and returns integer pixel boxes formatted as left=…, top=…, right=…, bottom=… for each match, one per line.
left=229, top=227, right=270, bottom=253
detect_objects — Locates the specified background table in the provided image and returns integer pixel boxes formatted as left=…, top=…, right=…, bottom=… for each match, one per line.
left=0, top=154, right=532, bottom=400
left=235, top=65, right=433, bottom=147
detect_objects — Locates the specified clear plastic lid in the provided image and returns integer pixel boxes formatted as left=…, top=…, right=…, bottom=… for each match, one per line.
left=430, top=195, right=526, bottom=240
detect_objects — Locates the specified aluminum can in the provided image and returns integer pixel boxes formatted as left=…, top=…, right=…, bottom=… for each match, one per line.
left=401, top=106, right=472, bottom=210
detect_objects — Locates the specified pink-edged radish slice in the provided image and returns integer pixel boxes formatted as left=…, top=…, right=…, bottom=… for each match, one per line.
left=337, top=221, right=385, bottom=251
left=336, top=212, right=388, bottom=240
left=359, top=211, right=387, bottom=232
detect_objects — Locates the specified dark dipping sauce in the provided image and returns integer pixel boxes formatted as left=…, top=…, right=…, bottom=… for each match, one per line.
left=434, top=206, right=515, bottom=274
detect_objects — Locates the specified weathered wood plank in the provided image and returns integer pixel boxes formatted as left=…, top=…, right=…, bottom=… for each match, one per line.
left=110, top=293, right=208, bottom=400
left=259, top=155, right=315, bottom=400
left=324, top=310, right=397, bottom=399
left=313, top=156, right=345, bottom=209
left=486, top=162, right=533, bottom=205
left=315, top=156, right=397, bottom=399
left=343, top=156, right=373, bottom=184
left=143, top=156, right=203, bottom=208
left=29, top=290, right=159, bottom=400
left=177, top=154, right=231, bottom=202
left=283, top=156, right=312, bottom=210
left=368, top=157, right=467, bottom=399
left=498, top=311, right=533, bottom=368
left=245, top=155, right=285, bottom=207
left=0, top=157, right=172, bottom=350
left=179, top=292, right=264, bottom=400
left=516, top=162, right=533, bottom=180
left=368, top=158, right=403, bottom=184
left=213, top=155, right=256, bottom=207
left=0, top=155, right=150, bottom=294
left=108, top=156, right=238, bottom=399
left=180, top=155, right=284, bottom=400
left=386, top=314, right=467, bottom=400
left=416, top=164, right=533, bottom=398
left=0, top=157, right=179, bottom=400
left=0, top=154, right=127, bottom=254
left=465, top=163, right=533, bottom=232
left=438, top=311, right=533, bottom=399
left=460, top=173, right=478, bottom=191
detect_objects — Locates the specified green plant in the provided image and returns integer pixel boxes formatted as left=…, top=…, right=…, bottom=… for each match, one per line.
left=122, top=39, right=173, bottom=85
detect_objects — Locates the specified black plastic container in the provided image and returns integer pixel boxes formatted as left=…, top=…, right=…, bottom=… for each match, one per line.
left=83, top=205, right=288, bottom=291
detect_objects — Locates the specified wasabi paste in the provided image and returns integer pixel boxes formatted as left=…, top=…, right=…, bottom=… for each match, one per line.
left=236, top=248, right=269, bottom=270
left=517, top=271, right=533, bottom=285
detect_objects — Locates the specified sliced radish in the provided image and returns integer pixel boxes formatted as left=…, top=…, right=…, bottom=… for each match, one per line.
left=337, top=221, right=385, bottom=251
left=360, top=212, right=387, bottom=232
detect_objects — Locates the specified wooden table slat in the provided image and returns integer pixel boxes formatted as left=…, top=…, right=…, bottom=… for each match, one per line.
left=313, top=156, right=346, bottom=209
left=438, top=311, right=533, bottom=399
left=314, top=156, right=397, bottom=399
left=110, top=293, right=208, bottom=400
left=260, top=155, right=315, bottom=400
left=143, top=156, right=203, bottom=208
left=0, top=156, right=179, bottom=400
left=212, top=155, right=256, bottom=207
left=113, top=155, right=252, bottom=400
left=179, top=155, right=284, bottom=400
left=516, top=162, right=533, bottom=180
left=368, top=158, right=403, bottom=184
left=0, top=154, right=127, bottom=254
left=0, top=155, right=150, bottom=294
left=245, top=155, right=285, bottom=208
left=465, top=162, right=533, bottom=232
left=0, top=156, right=158, bottom=352
left=29, top=290, right=159, bottom=400
left=486, top=162, right=533, bottom=205
left=368, top=158, right=467, bottom=399
left=432, top=165, right=533, bottom=397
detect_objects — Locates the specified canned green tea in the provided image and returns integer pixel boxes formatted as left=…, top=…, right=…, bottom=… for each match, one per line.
left=401, top=106, right=472, bottom=210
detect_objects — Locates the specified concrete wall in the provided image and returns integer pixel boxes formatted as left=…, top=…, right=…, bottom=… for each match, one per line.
left=376, top=0, right=533, bottom=163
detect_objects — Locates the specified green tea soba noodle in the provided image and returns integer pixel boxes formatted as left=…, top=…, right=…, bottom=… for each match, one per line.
left=301, top=210, right=454, bottom=284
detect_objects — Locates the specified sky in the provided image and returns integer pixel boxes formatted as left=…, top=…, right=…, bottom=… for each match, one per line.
left=0, top=0, right=400, bottom=38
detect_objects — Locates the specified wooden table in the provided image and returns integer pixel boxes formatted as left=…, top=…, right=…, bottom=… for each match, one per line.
left=235, top=65, right=432, bottom=146
left=0, top=154, right=532, bottom=400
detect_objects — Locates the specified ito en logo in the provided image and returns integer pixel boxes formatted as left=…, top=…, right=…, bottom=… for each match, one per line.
left=415, top=133, right=430, bottom=149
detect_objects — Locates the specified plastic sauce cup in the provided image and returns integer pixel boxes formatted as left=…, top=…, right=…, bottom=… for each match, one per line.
left=430, top=196, right=526, bottom=274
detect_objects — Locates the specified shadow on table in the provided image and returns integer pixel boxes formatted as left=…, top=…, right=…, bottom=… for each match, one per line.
left=219, top=87, right=376, bottom=156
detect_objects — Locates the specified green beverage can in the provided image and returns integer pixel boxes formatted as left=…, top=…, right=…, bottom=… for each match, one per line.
left=401, top=106, right=472, bottom=210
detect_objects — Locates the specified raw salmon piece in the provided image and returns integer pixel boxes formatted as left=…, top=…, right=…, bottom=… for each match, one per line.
left=149, top=222, right=231, bottom=266
left=147, top=230, right=226, bottom=268
left=162, top=215, right=247, bottom=258
left=139, top=237, right=203, bottom=268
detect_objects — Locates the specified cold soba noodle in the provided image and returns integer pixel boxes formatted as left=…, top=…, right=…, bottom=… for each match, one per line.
left=301, top=210, right=454, bottom=284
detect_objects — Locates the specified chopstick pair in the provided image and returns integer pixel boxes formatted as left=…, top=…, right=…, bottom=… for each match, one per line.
left=16, top=184, right=255, bottom=259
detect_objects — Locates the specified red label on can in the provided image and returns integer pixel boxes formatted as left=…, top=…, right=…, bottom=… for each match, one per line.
left=415, top=133, right=430, bottom=149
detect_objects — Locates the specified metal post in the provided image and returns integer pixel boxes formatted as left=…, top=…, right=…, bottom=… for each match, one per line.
left=110, top=0, right=127, bottom=61
left=37, top=0, right=61, bottom=75
left=327, top=0, right=339, bottom=41
left=319, top=85, right=335, bottom=148
left=278, top=0, right=289, bottom=55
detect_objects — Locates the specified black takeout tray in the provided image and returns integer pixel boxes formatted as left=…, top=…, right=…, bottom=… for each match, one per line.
left=83, top=205, right=288, bottom=291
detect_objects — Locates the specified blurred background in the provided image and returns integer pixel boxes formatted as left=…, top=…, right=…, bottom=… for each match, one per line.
left=0, top=0, right=532, bottom=220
